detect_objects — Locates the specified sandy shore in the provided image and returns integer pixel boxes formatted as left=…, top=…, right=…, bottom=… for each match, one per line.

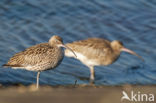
left=0, top=84, right=155, bottom=103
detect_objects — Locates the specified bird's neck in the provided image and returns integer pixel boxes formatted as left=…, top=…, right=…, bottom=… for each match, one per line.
left=110, top=49, right=121, bottom=62
left=101, top=48, right=121, bottom=65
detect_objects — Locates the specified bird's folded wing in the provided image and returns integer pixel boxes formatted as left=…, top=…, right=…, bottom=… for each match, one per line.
left=66, top=38, right=112, bottom=58
left=5, top=43, right=55, bottom=67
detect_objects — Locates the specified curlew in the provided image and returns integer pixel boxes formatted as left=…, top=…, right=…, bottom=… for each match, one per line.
left=3, top=35, right=76, bottom=89
left=65, top=38, right=144, bottom=84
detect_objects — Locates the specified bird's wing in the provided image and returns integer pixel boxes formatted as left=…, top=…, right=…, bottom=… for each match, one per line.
left=66, top=38, right=111, bottom=50
left=6, top=43, right=55, bottom=67
left=66, top=38, right=112, bottom=58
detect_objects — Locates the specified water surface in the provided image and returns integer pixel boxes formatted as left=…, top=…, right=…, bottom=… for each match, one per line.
left=0, top=0, right=156, bottom=86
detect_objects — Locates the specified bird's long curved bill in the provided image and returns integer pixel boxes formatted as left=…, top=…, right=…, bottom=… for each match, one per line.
left=60, top=44, right=77, bottom=58
left=121, top=48, right=144, bottom=61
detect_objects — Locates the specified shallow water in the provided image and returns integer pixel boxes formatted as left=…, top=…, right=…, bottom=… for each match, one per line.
left=0, top=0, right=156, bottom=86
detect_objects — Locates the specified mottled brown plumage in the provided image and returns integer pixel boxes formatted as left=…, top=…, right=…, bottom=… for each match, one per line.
left=65, top=38, right=143, bottom=83
left=5, top=43, right=63, bottom=71
left=3, top=35, right=76, bottom=89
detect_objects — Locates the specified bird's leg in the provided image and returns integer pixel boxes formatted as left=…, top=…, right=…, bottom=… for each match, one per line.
left=89, top=66, right=95, bottom=84
left=36, top=71, right=40, bottom=89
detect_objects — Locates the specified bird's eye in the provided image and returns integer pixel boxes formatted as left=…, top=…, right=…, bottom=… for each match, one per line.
left=55, top=40, right=58, bottom=42
left=118, top=41, right=123, bottom=45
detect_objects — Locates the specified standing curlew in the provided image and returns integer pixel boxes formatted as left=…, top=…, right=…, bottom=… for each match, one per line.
left=3, top=35, right=76, bottom=89
left=65, top=38, right=144, bottom=84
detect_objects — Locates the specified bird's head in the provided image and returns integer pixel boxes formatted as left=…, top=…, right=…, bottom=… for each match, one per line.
left=111, top=40, right=144, bottom=61
left=111, top=40, right=123, bottom=51
left=49, top=35, right=63, bottom=46
left=49, top=35, right=77, bottom=57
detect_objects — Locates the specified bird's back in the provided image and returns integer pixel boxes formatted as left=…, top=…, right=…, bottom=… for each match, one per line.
left=66, top=38, right=111, bottom=54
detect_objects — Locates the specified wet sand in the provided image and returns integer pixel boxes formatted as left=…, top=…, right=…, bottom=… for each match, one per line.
left=0, top=84, right=155, bottom=103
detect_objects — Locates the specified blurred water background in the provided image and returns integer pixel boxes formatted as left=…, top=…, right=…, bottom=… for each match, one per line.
left=0, top=0, right=156, bottom=86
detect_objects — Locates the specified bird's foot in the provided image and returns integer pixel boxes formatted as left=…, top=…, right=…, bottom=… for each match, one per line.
left=89, top=79, right=95, bottom=86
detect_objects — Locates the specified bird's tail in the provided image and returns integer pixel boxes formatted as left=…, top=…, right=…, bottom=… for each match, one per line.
left=2, top=64, right=22, bottom=68
left=2, top=64, right=11, bottom=68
